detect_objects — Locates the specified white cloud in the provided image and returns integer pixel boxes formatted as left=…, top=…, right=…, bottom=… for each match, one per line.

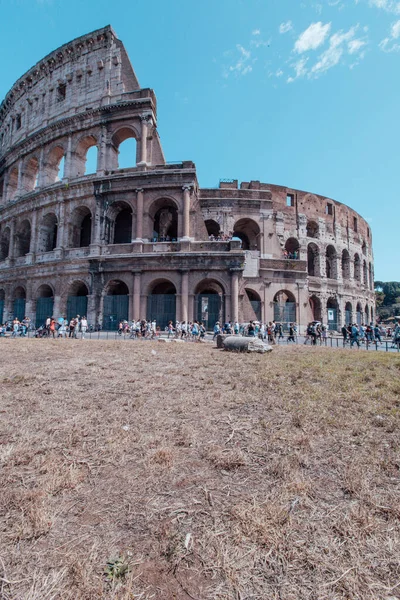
left=276, top=69, right=284, bottom=77
left=379, top=18, right=400, bottom=51
left=279, top=21, right=293, bottom=34
left=294, top=22, right=331, bottom=53
left=252, top=29, right=261, bottom=36
left=348, top=38, right=367, bottom=53
left=224, top=45, right=253, bottom=77
left=368, top=0, right=400, bottom=13
left=287, top=57, right=309, bottom=82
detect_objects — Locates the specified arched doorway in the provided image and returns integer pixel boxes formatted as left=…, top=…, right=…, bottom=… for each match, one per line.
left=327, top=297, right=339, bottom=331
left=342, top=250, right=350, bottom=280
left=147, top=280, right=176, bottom=328
left=326, top=246, right=337, bottom=279
left=38, top=213, right=58, bottom=252
left=153, top=206, right=178, bottom=241
left=13, top=286, right=26, bottom=320
left=345, top=302, right=352, bottom=325
left=285, top=238, right=300, bottom=259
left=15, top=220, right=31, bottom=257
left=67, top=281, right=89, bottom=322
left=36, top=285, right=54, bottom=327
left=245, top=289, right=262, bottom=321
left=307, top=243, right=319, bottom=276
left=309, top=295, right=322, bottom=322
left=114, top=207, right=132, bottom=244
left=273, top=290, right=296, bottom=330
left=0, top=289, right=5, bottom=323
left=233, top=218, right=260, bottom=250
left=70, top=207, right=92, bottom=248
left=195, top=280, right=224, bottom=329
left=354, top=254, right=361, bottom=281
left=103, top=281, right=129, bottom=330
left=306, top=221, right=319, bottom=238
left=365, top=304, right=369, bottom=324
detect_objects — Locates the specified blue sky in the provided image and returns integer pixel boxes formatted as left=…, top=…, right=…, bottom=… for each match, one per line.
left=0, top=0, right=399, bottom=281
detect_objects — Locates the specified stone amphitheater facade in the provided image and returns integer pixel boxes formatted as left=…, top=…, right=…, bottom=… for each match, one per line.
left=0, top=26, right=375, bottom=331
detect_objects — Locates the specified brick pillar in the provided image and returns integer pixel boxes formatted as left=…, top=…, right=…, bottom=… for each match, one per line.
left=230, top=271, right=239, bottom=323
left=8, top=219, right=15, bottom=259
left=138, top=116, right=149, bottom=165
left=64, top=134, right=73, bottom=179
left=182, top=185, right=191, bottom=240
left=135, top=188, right=144, bottom=240
left=133, top=271, right=141, bottom=320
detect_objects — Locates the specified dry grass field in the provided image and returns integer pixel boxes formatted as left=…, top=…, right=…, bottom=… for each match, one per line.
left=0, top=340, right=399, bottom=600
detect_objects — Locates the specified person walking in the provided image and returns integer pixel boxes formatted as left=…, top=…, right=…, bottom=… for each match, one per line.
left=287, top=322, right=296, bottom=343
left=81, top=316, right=88, bottom=339
left=350, top=323, right=360, bottom=348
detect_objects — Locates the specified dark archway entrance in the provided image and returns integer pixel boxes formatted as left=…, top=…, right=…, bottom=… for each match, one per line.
left=345, top=302, right=352, bottom=325
left=327, top=297, right=339, bottom=331
left=309, top=295, right=322, bottom=322
left=36, top=285, right=54, bottom=327
left=205, top=220, right=220, bottom=238
left=195, top=280, right=224, bottom=329
left=103, top=281, right=129, bottom=330
left=147, top=280, right=176, bottom=328
left=67, top=282, right=89, bottom=322
left=273, top=290, right=296, bottom=331
left=245, top=289, right=261, bottom=321
left=114, top=208, right=132, bottom=244
left=13, top=287, right=26, bottom=320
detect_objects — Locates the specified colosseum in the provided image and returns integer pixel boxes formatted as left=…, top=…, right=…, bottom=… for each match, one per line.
left=0, top=25, right=375, bottom=332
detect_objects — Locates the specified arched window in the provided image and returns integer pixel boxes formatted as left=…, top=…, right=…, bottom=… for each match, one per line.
left=356, top=302, right=363, bottom=326
left=105, top=201, right=133, bottom=244
left=363, top=260, right=368, bottom=287
left=46, top=146, right=65, bottom=185
left=70, top=207, right=92, bottom=247
left=365, top=304, right=369, bottom=324
left=74, top=135, right=98, bottom=177
left=341, top=249, right=350, bottom=279
left=205, top=219, right=221, bottom=238
left=111, top=128, right=138, bottom=169
left=307, top=243, right=319, bottom=276
left=273, top=290, right=296, bottom=330
left=15, top=220, right=31, bottom=257
left=325, top=245, right=337, bottom=279
left=306, top=221, right=319, bottom=238
left=7, top=167, right=18, bottom=201
left=285, top=238, right=300, bottom=259
left=233, top=218, right=261, bottom=251
left=149, top=199, right=179, bottom=242
left=23, top=157, right=39, bottom=193
left=38, top=213, right=58, bottom=252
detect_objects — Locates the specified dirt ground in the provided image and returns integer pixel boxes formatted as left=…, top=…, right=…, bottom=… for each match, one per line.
left=0, top=339, right=399, bottom=600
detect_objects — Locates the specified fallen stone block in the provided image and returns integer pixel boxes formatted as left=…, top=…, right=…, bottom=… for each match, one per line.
left=222, top=336, right=273, bottom=354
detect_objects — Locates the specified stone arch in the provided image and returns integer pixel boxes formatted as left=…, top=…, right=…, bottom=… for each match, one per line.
left=46, top=145, right=65, bottom=184
left=306, top=220, right=319, bottom=238
left=70, top=206, right=92, bottom=247
left=205, top=219, right=220, bottom=238
left=233, top=218, right=260, bottom=251
left=0, top=226, right=10, bottom=260
left=15, top=219, right=31, bottom=257
left=149, top=197, right=178, bottom=242
left=325, top=245, right=337, bottom=279
left=327, top=297, right=339, bottom=331
left=195, top=278, right=225, bottom=328
left=285, top=237, right=300, bottom=258
left=363, top=260, right=368, bottom=287
left=73, top=134, right=98, bottom=176
left=273, top=290, right=296, bottom=329
left=38, top=212, right=58, bottom=252
left=102, top=279, right=130, bottom=330
left=307, top=243, right=320, bottom=277
left=245, top=288, right=262, bottom=321
left=345, top=301, right=353, bottom=325
left=12, top=285, right=26, bottom=320
left=309, top=295, right=322, bottom=322
left=24, top=156, right=39, bottom=193
left=341, top=249, right=351, bottom=279
left=67, top=280, right=89, bottom=322
left=105, top=200, right=133, bottom=244
left=147, top=278, right=177, bottom=328
left=7, top=167, right=18, bottom=200
left=354, top=253, right=361, bottom=281
left=111, top=126, right=139, bottom=169
left=35, top=283, right=54, bottom=326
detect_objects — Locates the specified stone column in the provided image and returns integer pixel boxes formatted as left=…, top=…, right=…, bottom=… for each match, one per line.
left=17, top=159, right=23, bottom=197
left=64, top=134, right=73, bottom=180
left=8, top=219, right=15, bottom=260
left=57, top=202, right=65, bottom=248
left=263, top=285, right=269, bottom=323
left=182, top=185, right=191, bottom=240
left=230, top=270, right=239, bottom=323
left=53, top=295, right=61, bottom=318
left=97, top=124, right=107, bottom=174
left=133, top=271, right=141, bottom=320
left=92, top=201, right=102, bottom=246
left=29, top=210, right=37, bottom=254
left=2, top=171, right=9, bottom=204
left=138, top=116, right=149, bottom=165
left=36, top=147, right=45, bottom=189
left=181, top=270, right=189, bottom=322
left=135, top=188, right=144, bottom=241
